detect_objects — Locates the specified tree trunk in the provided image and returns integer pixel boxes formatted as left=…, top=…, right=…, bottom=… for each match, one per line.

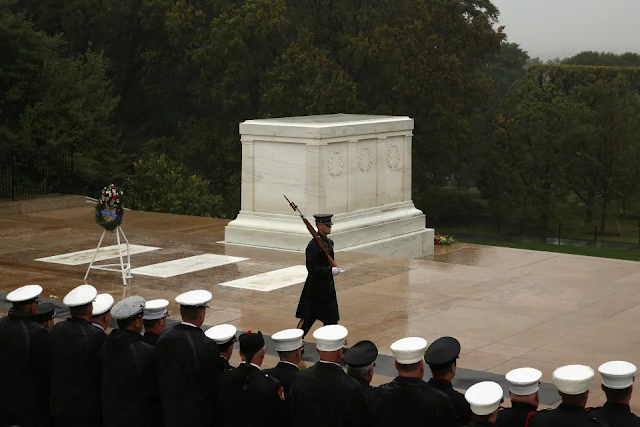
left=585, top=190, right=595, bottom=223
left=600, top=198, right=608, bottom=233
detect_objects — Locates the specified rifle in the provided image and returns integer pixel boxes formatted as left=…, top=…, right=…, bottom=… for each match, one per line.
left=284, top=194, right=338, bottom=268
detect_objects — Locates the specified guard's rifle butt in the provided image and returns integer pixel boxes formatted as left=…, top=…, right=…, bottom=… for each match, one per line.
left=283, top=194, right=338, bottom=268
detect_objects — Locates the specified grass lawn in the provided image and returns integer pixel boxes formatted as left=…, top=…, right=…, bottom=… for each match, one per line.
left=461, top=238, right=640, bottom=262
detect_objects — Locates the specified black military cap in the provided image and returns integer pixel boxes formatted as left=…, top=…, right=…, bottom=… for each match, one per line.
left=313, top=214, right=333, bottom=226
left=342, top=340, right=378, bottom=367
left=32, top=302, right=56, bottom=324
left=239, top=330, right=265, bottom=356
left=424, top=336, right=461, bottom=368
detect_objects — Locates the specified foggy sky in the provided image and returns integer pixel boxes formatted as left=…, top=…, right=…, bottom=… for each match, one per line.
left=490, top=0, right=640, bottom=60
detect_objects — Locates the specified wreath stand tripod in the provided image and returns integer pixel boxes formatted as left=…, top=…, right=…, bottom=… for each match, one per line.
left=84, top=226, right=132, bottom=286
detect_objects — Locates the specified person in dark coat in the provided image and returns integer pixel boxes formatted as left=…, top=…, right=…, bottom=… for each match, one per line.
left=205, top=324, right=237, bottom=374
left=32, top=301, right=56, bottom=331
left=375, top=337, right=460, bottom=427
left=343, top=340, right=379, bottom=413
left=526, top=364, right=602, bottom=427
left=289, top=325, right=372, bottom=427
left=90, top=293, right=114, bottom=333
left=0, top=285, right=49, bottom=427
left=219, top=331, right=286, bottom=427
left=141, top=299, right=169, bottom=347
left=495, top=367, right=541, bottom=427
left=49, top=284, right=105, bottom=427
left=100, top=296, right=160, bottom=427
left=586, top=360, right=640, bottom=426
left=155, top=290, right=220, bottom=427
left=425, top=336, right=472, bottom=425
left=463, top=381, right=505, bottom=427
left=295, top=214, right=342, bottom=338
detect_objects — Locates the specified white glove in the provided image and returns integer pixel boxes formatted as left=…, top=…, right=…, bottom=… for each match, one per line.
left=332, top=267, right=341, bottom=276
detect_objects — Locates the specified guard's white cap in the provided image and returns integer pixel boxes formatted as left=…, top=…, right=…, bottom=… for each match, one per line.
left=390, top=337, right=428, bottom=364
left=92, top=293, right=114, bottom=316
left=63, top=284, right=98, bottom=307
left=465, top=381, right=504, bottom=416
left=506, top=367, right=543, bottom=396
left=6, top=285, right=42, bottom=303
left=175, top=290, right=212, bottom=307
left=272, top=329, right=304, bottom=352
left=143, top=299, right=169, bottom=320
left=205, top=324, right=237, bottom=344
left=598, top=361, right=636, bottom=390
left=553, top=364, right=594, bottom=395
left=313, top=325, right=348, bottom=351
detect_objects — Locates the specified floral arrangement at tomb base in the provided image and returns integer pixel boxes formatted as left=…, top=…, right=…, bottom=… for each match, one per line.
left=434, top=232, right=456, bottom=245
left=95, top=184, right=124, bottom=231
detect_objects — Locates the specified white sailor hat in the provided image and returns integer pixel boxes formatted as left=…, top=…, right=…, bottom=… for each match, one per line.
left=313, top=325, right=348, bottom=351
left=506, top=367, right=543, bottom=396
left=205, top=324, right=237, bottom=344
left=92, top=293, right=114, bottom=316
left=272, top=329, right=304, bottom=352
left=390, top=337, right=428, bottom=364
left=111, top=296, right=146, bottom=320
left=553, top=364, right=594, bottom=395
left=6, top=285, right=43, bottom=303
left=598, top=361, right=636, bottom=390
left=465, top=381, right=504, bottom=416
left=143, top=299, right=169, bottom=320
left=175, top=290, right=212, bottom=307
left=63, top=284, right=97, bottom=307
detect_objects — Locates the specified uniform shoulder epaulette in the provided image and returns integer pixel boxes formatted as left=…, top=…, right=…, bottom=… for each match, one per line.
left=264, top=373, right=282, bottom=387
left=588, top=414, right=612, bottom=427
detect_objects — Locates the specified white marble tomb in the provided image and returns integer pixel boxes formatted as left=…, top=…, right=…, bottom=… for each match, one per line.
left=223, top=114, right=434, bottom=258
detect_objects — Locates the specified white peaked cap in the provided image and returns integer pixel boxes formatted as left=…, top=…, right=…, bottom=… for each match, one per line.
left=63, top=284, right=97, bottom=307
left=175, top=290, right=212, bottom=307
left=143, top=299, right=169, bottom=320
left=390, top=337, right=428, bottom=364
left=92, top=293, right=114, bottom=316
left=205, top=324, right=237, bottom=344
left=599, top=361, right=636, bottom=390
left=313, top=325, right=348, bottom=351
left=506, top=367, right=543, bottom=396
left=7, top=285, right=42, bottom=303
left=465, top=381, right=504, bottom=416
left=272, top=329, right=304, bottom=352
left=553, top=364, right=594, bottom=395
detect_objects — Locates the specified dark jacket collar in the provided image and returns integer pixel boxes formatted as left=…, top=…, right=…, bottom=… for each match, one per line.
left=176, top=323, right=203, bottom=332
left=69, top=316, right=92, bottom=325
left=603, top=401, right=631, bottom=413
left=394, top=376, right=428, bottom=386
left=558, top=403, right=586, bottom=413
left=430, top=377, right=454, bottom=389
left=277, top=361, right=299, bottom=371
left=8, top=310, right=33, bottom=319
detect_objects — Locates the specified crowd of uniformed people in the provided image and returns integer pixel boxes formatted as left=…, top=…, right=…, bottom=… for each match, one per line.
left=1, top=283, right=639, bottom=427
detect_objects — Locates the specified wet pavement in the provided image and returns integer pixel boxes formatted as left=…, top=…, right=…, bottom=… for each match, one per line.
left=2, top=204, right=640, bottom=410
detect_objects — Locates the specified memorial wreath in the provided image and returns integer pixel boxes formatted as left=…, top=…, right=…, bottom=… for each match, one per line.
left=95, top=184, right=124, bottom=231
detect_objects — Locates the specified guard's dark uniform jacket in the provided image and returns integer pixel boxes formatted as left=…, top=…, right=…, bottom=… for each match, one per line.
left=218, top=355, right=234, bottom=374
left=526, top=403, right=609, bottom=427
left=495, top=401, right=537, bottom=427
left=289, top=361, right=372, bottom=427
left=463, top=422, right=495, bottom=427
left=263, top=361, right=299, bottom=427
left=100, top=329, right=160, bottom=427
left=155, top=323, right=220, bottom=427
left=142, top=332, right=160, bottom=347
left=296, top=236, right=339, bottom=324
left=588, top=402, right=640, bottom=426
left=0, top=310, right=49, bottom=427
left=49, top=317, right=106, bottom=426
left=219, top=363, right=285, bottom=427
left=375, top=376, right=461, bottom=427
left=429, top=378, right=472, bottom=425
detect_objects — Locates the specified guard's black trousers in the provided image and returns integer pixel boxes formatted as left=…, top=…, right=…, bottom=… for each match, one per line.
left=297, top=318, right=337, bottom=338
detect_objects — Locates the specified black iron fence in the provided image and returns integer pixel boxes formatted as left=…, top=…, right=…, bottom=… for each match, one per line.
left=0, top=146, right=74, bottom=201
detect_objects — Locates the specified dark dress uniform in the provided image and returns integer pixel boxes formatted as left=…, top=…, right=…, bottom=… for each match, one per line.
left=0, top=310, right=49, bottom=427
left=429, top=378, right=473, bottom=425
left=588, top=402, right=640, bottom=426
left=142, top=332, right=160, bottom=347
left=375, top=376, right=461, bottom=427
left=495, top=401, right=537, bottom=427
left=219, top=363, right=285, bottom=427
left=218, top=355, right=234, bottom=374
left=463, top=423, right=495, bottom=427
left=49, top=317, right=106, bottom=427
left=296, top=233, right=339, bottom=336
left=155, top=323, right=220, bottom=427
left=100, top=329, right=160, bottom=427
left=289, top=361, right=372, bottom=427
left=526, top=404, right=607, bottom=427
left=263, top=361, right=299, bottom=396
left=355, top=377, right=378, bottom=412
